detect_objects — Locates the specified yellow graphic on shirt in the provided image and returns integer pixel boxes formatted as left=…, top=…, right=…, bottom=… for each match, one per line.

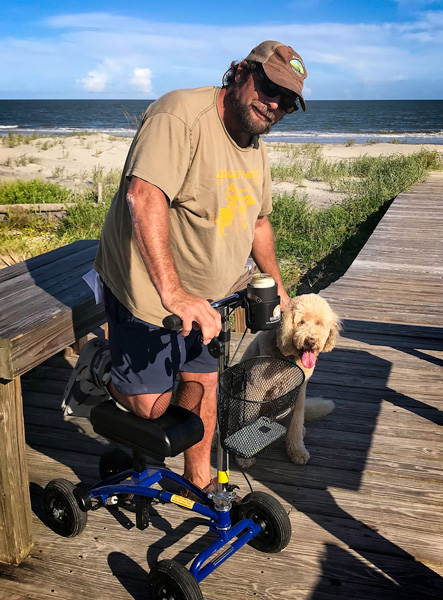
left=216, top=168, right=261, bottom=181
left=215, top=182, right=256, bottom=238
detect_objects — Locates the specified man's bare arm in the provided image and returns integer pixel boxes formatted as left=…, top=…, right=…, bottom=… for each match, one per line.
left=126, top=176, right=221, bottom=342
left=251, top=215, right=290, bottom=307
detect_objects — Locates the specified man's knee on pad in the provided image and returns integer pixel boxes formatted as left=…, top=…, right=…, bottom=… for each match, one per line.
left=124, top=390, right=172, bottom=420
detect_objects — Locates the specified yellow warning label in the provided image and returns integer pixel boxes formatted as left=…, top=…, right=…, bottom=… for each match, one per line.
left=170, top=494, right=195, bottom=510
left=218, top=470, right=229, bottom=484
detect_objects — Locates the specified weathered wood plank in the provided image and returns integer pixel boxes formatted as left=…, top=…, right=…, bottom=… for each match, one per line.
left=0, top=240, right=106, bottom=380
left=0, top=243, right=98, bottom=303
left=4, top=299, right=106, bottom=379
left=0, top=377, right=33, bottom=565
left=0, top=240, right=97, bottom=284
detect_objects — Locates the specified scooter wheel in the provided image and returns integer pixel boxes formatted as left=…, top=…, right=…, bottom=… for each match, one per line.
left=43, top=478, right=87, bottom=538
left=99, top=447, right=133, bottom=478
left=147, top=559, right=203, bottom=600
left=234, top=491, right=291, bottom=553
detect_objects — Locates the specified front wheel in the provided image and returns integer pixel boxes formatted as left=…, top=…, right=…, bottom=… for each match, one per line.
left=234, top=491, right=291, bottom=553
left=42, top=478, right=87, bottom=537
left=147, top=559, right=203, bottom=600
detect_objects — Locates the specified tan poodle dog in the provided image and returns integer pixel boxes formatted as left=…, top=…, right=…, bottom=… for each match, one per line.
left=238, top=293, right=341, bottom=467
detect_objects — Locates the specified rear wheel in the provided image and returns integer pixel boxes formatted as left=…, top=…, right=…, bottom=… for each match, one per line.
left=234, top=491, right=291, bottom=553
left=147, top=559, right=203, bottom=600
left=43, top=478, right=87, bottom=537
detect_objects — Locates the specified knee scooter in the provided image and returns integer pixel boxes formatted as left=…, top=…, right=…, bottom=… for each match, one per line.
left=43, top=276, right=305, bottom=600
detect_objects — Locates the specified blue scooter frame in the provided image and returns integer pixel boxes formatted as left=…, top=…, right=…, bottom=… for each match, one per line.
left=84, top=463, right=261, bottom=583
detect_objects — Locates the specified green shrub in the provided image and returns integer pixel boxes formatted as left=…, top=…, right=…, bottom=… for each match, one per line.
left=57, top=199, right=111, bottom=240
left=270, top=149, right=442, bottom=286
left=270, top=195, right=349, bottom=271
left=0, top=179, right=72, bottom=205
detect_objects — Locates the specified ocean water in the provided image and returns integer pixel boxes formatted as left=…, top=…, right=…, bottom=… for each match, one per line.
left=0, top=99, right=442, bottom=145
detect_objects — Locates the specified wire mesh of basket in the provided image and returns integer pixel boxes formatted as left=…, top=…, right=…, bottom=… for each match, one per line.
left=218, top=356, right=305, bottom=459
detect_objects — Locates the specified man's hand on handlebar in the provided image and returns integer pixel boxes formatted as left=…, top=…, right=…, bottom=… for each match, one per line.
left=162, top=290, right=222, bottom=345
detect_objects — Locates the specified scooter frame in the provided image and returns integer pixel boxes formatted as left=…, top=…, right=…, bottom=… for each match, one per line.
left=43, top=289, right=293, bottom=595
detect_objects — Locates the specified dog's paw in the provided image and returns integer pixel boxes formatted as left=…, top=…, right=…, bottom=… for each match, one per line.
left=235, top=456, right=256, bottom=470
left=286, top=444, right=310, bottom=465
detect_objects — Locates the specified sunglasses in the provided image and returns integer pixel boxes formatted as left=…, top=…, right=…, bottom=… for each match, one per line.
left=253, top=68, right=299, bottom=114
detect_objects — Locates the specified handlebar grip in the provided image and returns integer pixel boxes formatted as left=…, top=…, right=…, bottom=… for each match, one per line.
left=162, top=314, right=183, bottom=331
left=162, top=299, right=214, bottom=331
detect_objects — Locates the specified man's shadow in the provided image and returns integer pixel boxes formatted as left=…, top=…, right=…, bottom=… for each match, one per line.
left=233, top=319, right=443, bottom=598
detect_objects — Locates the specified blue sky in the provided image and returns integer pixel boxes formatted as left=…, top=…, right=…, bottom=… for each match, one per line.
left=1, top=0, right=443, bottom=100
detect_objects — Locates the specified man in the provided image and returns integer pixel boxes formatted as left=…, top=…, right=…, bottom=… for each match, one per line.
left=93, top=40, right=307, bottom=494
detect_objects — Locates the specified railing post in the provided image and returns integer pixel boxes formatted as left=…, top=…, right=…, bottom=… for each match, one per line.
left=0, top=376, right=34, bottom=564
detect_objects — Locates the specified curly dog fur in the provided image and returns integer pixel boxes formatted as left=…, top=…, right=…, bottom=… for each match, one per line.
left=238, top=293, right=341, bottom=467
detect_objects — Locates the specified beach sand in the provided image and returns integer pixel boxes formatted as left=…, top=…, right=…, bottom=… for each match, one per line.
left=0, top=134, right=441, bottom=209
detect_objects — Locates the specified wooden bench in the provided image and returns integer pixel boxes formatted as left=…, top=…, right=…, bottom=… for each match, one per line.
left=0, top=240, right=106, bottom=565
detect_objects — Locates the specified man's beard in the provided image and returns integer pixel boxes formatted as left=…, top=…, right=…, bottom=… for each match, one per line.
left=227, top=84, right=276, bottom=136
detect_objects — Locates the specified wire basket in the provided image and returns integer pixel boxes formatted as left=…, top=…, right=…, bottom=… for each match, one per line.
left=218, top=356, right=305, bottom=459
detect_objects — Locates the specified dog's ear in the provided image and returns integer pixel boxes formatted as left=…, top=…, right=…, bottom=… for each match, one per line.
left=277, top=299, right=298, bottom=356
left=322, top=313, right=342, bottom=353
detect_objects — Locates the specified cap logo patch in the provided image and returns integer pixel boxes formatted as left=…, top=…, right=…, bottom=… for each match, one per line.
left=290, top=58, right=304, bottom=76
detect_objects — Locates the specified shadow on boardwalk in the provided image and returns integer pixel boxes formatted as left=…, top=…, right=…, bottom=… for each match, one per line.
left=221, top=318, right=443, bottom=598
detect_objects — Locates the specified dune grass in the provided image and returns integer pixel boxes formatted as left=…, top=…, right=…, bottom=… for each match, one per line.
left=1, top=131, right=102, bottom=149
left=0, top=179, right=72, bottom=204
left=269, top=149, right=441, bottom=292
left=0, top=149, right=441, bottom=278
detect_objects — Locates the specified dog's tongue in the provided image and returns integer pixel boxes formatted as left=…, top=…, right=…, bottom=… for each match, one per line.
left=301, top=351, right=316, bottom=369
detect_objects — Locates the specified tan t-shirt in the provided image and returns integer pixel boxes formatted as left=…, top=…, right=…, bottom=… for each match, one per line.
left=94, top=86, right=272, bottom=326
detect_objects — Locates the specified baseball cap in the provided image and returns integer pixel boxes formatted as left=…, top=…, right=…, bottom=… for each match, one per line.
left=245, top=41, right=307, bottom=111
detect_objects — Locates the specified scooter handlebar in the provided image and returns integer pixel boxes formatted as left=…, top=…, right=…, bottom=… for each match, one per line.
left=162, top=314, right=183, bottom=331
left=162, top=291, right=246, bottom=332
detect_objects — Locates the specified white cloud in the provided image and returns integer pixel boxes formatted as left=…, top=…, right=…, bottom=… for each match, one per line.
left=79, top=69, right=107, bottom=92
left=130, top=68, right=153, bottom=93
left=77, top=58, right=123, bottom=93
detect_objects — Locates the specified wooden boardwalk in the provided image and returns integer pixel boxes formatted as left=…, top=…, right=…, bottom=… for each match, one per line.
left=0, top=172, right=442, bottom=599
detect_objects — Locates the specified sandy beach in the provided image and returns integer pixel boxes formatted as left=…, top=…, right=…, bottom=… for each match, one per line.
left=0, top=134, right=442, bottom=208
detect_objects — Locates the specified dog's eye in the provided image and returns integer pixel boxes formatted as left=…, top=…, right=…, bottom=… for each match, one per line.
left=299, top=320, right=305, bottom=325
left=316, top=320, right=323, bottom=326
